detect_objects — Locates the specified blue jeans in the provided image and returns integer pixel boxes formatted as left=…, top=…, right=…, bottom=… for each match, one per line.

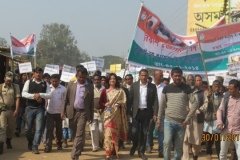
left=146, top=119, right=155, bottom=149
left=62, top=128, right=72, bottom=140
left=146, top=119, right=164, bottom=154
left=163, top=119, right=185, bottom=160
left=158, top=125, right=164, bottom=154
left=25, top=106, right=45, bottom=150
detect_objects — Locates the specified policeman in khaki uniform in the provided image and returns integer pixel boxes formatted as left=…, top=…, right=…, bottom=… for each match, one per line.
left=0, top=71, right=20, bottom=151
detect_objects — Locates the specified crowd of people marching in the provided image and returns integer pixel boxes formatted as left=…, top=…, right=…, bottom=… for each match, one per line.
left=0, top=65, right=240, bottom=160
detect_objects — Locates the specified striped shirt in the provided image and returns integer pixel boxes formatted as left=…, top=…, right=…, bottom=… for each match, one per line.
left=158, top=83, right=198, bottom=123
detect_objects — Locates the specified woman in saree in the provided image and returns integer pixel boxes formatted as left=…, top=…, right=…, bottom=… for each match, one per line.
left=99, top=73, right=128, bottom=160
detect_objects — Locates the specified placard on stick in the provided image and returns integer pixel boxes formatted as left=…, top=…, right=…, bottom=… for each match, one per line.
left=18, top=62, right=32, bottom=74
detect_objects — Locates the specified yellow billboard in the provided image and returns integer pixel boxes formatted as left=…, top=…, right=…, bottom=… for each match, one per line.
left=187, top=0, right=224, bottom=36
left=110, top=64, right=121, bottom=73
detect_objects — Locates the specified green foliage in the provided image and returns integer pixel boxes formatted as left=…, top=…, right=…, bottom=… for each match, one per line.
left=36, top=23, right=90, bottom=67
left=102, top=55, right=125, bottom=70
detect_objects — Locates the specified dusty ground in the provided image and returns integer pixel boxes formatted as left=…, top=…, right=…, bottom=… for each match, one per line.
left=0, top=133, right=220, bottom=160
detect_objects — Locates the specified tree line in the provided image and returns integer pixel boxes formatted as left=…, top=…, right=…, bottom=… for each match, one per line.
left=0, top=23, right=125, bottom=70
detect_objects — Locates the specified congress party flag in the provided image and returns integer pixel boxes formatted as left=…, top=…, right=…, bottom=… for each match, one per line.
left=197, top=22, right=240, bottom=73
left=10, top=34, right=36, bottom=57
left=127, top=4, right=226, bottom=73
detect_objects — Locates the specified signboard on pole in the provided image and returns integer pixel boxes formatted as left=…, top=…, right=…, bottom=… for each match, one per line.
left=207, top=75, right=216, bottom=86
left=223, top=75, right=237, bottom=86
left=228, top=62, right=240, bottom=74
left=60, top=65, right=76, bottom=82
left=80, top=61, right=97, bottom=72
left=18, top=62, right=32, bottom=74
left=44, top=64, right=59, bottom=75
left=92, top=56, right=104, bottom=70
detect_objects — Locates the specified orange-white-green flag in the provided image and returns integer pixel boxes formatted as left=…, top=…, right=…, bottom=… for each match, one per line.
left=10, top=34, right=36, bottom=57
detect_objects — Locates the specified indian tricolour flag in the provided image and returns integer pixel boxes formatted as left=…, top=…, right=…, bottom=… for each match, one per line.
left=197, top=23, right=240, bottom=73
left=127, top=4, right=226, bottom=73
left=10, top=34, right=36, bottom=57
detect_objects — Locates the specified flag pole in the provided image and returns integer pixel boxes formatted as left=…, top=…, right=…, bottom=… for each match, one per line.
left=228, top=0, right=231, bottom=24
left=9, top=33, right=13, bottom=59
left=124, top=2, right=143, bottom=78
left=126, top=2, right=143, bottom=61
left=122, top=58, right=128, bottom=79
left=197, top=32, right=210, bottom=86
left=34, top=55, right=37, bottom=68
left=9, top=33, right=15, bottom=72
left=33, top=34, right=37, bottom=68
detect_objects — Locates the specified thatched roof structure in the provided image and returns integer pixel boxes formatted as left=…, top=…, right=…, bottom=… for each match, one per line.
left=0, top=47, right=11, bottom=58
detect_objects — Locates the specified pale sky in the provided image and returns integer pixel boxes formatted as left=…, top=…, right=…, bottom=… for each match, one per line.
left=0, top=0, right=187, bottom=58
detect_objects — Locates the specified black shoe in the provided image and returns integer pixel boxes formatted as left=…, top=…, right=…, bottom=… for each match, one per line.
left=129, top=148, right=135, bottom=156
left=6, top=144, right=12, bottom=149
left=15, top=132, right=20, bottom=137
left=72, top=156, right=79, bottom=160
left=32, top=149, right=40, bottom=154
left=138, top=151, right=141, bottom=157
left=99, top=141, right=103, bottom=148
left=57, top=146, right=63, bottom=150
left=0, top=141, right=4, bottom=155
left=193, top=155, right=198, bottom=160
left=6, top=138, right=12, bottom=149
left=138, top=152, right=148, bottom=160
left=28, top=142, right=32, bottom=151
left=118, top=140, right=125, bottom=149
left=44, top=147, right=51, bottom=153
left=158, top=152, right=163, bottom=158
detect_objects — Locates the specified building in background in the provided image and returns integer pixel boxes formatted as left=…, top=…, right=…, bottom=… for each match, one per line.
left=0, top=47, right=10, bottom=83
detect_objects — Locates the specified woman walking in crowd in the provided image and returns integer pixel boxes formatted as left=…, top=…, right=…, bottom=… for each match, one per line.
left=99, top=73, right=128, bottom=160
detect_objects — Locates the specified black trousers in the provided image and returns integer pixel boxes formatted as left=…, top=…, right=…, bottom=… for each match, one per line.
left=131, top=109, right=151, bottom=154
left=45, top=113, right=62, bottom=149
left=204, top=132, right=220, bottom=157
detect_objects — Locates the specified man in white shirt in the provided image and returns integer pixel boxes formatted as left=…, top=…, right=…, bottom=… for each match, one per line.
left=22, top=67, right=51, bottom=154
left=146, top=70, right=165, bottom=157
left=89, top=74, right=105, bottom=152
left=44, top=74, right=66, bottom=152
left=129, top=69, right=158, bottom=160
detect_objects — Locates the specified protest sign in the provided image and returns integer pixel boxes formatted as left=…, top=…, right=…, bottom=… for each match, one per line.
left=60, top=65, right=76, bottom=82
left=18, top=62, right=32, bottom=74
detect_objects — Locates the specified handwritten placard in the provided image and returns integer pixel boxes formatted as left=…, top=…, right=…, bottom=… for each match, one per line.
left=223, top=76, right=237, bottom=86
left=92, top=57, right=104, bottom=71
left=44, top=64, right=59, bottom=75
left=60, top=65, right=76, bottom=82
left=228, top=62, right=240, bottom=74
left=81, top=61, right=97, bottom=72
left=18, top=62, right=32, bottom=74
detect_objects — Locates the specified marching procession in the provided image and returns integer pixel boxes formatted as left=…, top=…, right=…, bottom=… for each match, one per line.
left=1, top=0, right=240, bottom=160
left=0, top=66, right=240, bottom=160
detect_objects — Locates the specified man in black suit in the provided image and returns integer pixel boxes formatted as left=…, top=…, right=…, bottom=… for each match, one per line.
left=129, top=69, right=158, bottom=160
